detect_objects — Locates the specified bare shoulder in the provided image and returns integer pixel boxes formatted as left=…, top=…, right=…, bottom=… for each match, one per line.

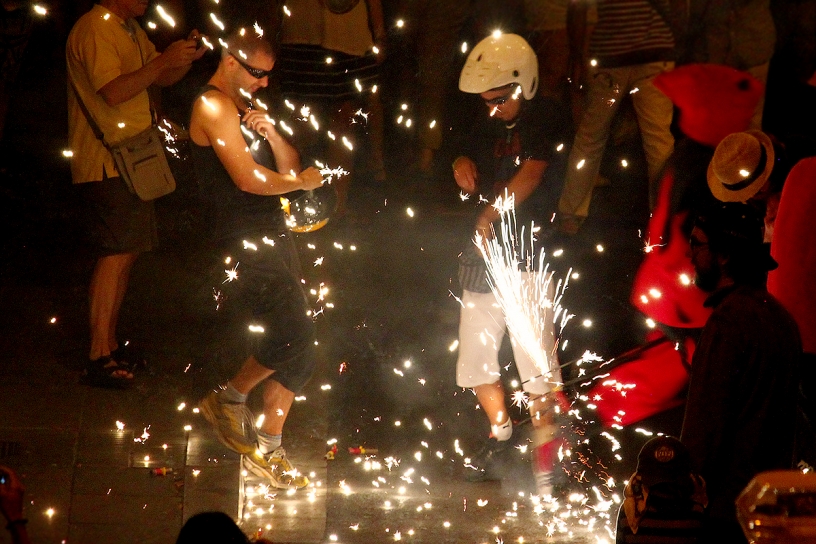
left=192, top=88, right=237, bottom=120
left=190, top=88, right=239, bottom=144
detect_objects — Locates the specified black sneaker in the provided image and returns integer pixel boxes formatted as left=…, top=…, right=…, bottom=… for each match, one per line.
left=463, top=437, right=514, bottom=482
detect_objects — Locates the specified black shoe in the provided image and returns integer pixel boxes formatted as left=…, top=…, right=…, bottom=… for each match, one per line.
left=463, top=437, right=514, bottom=482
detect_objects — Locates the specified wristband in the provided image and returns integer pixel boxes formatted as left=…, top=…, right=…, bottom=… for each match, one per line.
left=6, top=518, right=28, bottom=532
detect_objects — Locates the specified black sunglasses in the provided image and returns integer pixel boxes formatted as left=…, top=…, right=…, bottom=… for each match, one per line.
left=230, top=52, right=273, bottom=79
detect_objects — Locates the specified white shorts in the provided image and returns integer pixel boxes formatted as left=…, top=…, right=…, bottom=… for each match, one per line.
left=455, top=282, right=560, bottom=396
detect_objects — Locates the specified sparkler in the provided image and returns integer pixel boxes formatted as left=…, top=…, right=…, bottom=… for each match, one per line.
left=475, top=194, right=571, bottom=381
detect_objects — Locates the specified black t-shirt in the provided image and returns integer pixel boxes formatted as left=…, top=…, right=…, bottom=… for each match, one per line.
left=464, top=93, right=572, bottom=238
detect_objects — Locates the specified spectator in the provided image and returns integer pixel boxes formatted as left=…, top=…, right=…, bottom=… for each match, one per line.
left=557, top=0, right=676, bottom=232
left=398, top=0, right=471, bottom=179
left=66, top=0, right=205, bottom=387
left=189, top=28, right=323, bottom=490
left=0, top=466, right=31, bottom=544
left=522, top=0, right=597, bottom=121
left=276, top=0, right=386, bottom=217
left=176, top=512, right=248, bottom=544
left=682, top=203, right=801, bottom=543
left=452, top=33, right=570, bottom=495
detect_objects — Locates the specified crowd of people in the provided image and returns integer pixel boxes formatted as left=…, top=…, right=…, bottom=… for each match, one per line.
left=2, top=0, right=814, bottom=542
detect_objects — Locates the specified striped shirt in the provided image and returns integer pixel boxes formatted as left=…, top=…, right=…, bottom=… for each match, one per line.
left=590, top=0, right=675, bottom=67
left=277, top=45, right=379, bottom=100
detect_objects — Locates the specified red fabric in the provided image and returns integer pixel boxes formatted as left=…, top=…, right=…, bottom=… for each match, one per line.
left=653, top=64, right=763, bottom=147
left=590, top=335, right=696, bottom=427
left=631, top=171, right=712, bottom=328
left=768, top=157, right=816, bottom=353
left=534, top=437, right=567, bottom=473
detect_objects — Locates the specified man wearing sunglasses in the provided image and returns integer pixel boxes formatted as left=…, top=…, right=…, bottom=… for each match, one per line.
left=452, top=33, right=572, bottom=496
left=189, top=29, right=323, bottom=491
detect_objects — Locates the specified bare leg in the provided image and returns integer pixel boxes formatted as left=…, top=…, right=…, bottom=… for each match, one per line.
left=107, top=253, right=137, bottom=353
left=228, top=355, right=274, bottom=396
left=474, top=381, right=510, bottom=429
left=89, top=253, right=137, bottom=366
left=260, top=379, right=295, bottom=436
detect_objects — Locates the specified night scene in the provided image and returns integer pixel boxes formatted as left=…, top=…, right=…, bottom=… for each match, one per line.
left=1, top=0, right=816, bottom=543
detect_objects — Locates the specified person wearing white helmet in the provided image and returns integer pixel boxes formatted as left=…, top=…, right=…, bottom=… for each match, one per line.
left=452, top=32, right=571, bottom=495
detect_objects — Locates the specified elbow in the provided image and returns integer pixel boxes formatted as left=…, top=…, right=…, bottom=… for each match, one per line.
left=98, top=89, right=119, bottom=108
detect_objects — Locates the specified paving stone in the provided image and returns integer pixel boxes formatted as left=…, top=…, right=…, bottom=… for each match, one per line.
left=184, top=430, right=241, bottom=467
left=72, top=465, right=184, bottom=497
left=181, top=464, right=240, bottom=522
left=75, top=430, right=134, bottom=467
left=69, top=492, right=182, bottom=526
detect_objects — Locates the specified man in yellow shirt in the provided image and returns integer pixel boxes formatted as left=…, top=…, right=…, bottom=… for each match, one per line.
left=67, top=0, right=204, bottom=387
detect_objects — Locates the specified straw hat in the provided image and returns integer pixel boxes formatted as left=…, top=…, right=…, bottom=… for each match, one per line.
left=707, top=130, right=774, bottom=202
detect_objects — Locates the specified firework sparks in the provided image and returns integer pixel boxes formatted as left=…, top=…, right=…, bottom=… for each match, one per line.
left=475, top=196, right=571, bottom=379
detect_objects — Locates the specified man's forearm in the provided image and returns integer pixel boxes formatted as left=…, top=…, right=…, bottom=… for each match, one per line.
left=97, top=57, right=167, bottom=106
left=267, top=134, right=302, bottom=177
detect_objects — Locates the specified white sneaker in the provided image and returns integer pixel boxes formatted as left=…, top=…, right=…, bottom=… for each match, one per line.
left=243, top=447, right=309, bottom=489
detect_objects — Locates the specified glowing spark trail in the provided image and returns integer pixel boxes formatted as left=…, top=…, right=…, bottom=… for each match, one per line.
left=476, top=195, right=572, bottom=378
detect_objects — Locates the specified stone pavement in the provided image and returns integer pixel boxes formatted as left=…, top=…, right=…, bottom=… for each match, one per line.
left=0, top=193, right=662, bottom=543
left=0, top=242, right=332, bottom=544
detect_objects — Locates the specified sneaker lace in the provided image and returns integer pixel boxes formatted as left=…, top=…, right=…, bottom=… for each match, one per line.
left=267, top=447, right=296, bottom=473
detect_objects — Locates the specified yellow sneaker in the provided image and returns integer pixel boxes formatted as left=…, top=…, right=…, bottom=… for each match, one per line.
left=198, top=391, right=257, bottom=455
left=243, top=447, right=309, bottom=490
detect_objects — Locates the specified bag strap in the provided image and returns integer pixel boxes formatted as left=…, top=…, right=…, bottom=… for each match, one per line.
left=69, top=78, right=112, bottom=149
left=69, top=17, right=157, bottom=148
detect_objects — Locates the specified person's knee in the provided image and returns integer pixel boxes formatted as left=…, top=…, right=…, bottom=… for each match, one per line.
left=269, top=350, right=316, bottom=394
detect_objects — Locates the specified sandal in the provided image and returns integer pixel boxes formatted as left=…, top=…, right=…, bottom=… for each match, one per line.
left=82, top=355, right=134, bottom=389
left=111, top=342, right=147, bottom=374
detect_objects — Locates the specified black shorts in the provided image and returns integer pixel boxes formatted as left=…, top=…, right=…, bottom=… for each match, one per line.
left=76, top=177, right=157, bottom=256
left=199, top=233, right=316, bottom=394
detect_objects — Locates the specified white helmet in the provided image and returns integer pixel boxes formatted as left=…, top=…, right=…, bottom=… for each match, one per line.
left=459, top=33, right=538, bottom=100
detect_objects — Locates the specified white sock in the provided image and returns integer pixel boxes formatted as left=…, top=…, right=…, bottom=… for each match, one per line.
left=492, top=418, right=513, bottom=441
left=257, top=430, right=282, bottom=454
left=219, top=382, right=247, bottom=404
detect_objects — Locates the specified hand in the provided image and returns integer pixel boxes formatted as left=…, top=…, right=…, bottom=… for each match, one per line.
left=452, top=156, right=478, bottom=193
left=160, top=37, right=203, bottom=69
left=0, top=466, right=24, bottom=524
left=296, top=167, right=324, bottom=191
left=242, top=110, right=278, bottom=140
left=188, top=29, right=211, bottom=57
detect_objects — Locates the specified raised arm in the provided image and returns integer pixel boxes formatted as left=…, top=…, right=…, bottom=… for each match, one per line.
left=191, top=90, right=322, bottom=195
left=98, top=35, right=205, bottom=107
